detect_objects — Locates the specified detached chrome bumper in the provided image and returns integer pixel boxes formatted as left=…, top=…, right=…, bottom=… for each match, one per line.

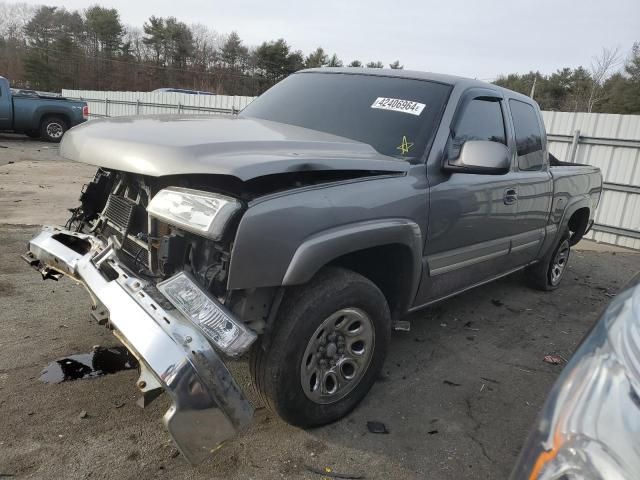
left=23, top=226, right=254, bottom=464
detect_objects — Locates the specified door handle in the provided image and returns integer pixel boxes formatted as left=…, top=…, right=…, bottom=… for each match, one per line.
left=504, top=188, right=518, bottom=205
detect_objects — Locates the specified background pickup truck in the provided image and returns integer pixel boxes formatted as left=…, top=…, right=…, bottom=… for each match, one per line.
left=23, top=68, right=602, bottom=464
left=0, top=76, right=88, bottom=142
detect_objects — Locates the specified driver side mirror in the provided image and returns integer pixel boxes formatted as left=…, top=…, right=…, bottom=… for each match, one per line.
left=443, top=140, right=511, bottom=175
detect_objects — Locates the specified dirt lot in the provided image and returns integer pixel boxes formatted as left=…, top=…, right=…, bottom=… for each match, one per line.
left=1, top=135, right=639, bottom=479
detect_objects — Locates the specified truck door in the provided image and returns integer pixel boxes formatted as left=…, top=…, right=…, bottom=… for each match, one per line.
left=415, top=91, right=521, bottom=304
left=505, top=99, right=553, bottom=266
left=0, top=80, right=11, bottom=129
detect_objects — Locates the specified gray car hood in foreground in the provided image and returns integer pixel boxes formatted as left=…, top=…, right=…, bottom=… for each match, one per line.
left=60, top=115, right=407, bottom=180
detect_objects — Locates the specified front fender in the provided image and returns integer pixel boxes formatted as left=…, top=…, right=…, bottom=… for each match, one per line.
left=227, top=172, right=428, bottom=292
left=282, top=219, right=422, bottom=288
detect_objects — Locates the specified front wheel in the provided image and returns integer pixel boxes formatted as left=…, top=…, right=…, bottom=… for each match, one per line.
left=250, top=267, right=391, bottom=428
left=40, top=117, right=68, bottom=142
left=526, top=229, right=571, bottom=291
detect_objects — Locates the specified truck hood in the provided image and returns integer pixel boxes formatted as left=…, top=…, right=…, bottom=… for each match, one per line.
left=60, top=115, right=408, bottom=181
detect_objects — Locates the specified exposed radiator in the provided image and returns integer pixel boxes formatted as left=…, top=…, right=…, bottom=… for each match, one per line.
left=103, top=194, right=137, bottom=232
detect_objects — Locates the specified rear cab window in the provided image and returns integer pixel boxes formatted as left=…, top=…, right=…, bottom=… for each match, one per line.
left=509, top=99, right=545, bottom=171
left=241, top=72, right=452, bottom=161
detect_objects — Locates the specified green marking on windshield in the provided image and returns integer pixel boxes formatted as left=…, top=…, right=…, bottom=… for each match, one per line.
left=396, top=136, right=414, bottom=155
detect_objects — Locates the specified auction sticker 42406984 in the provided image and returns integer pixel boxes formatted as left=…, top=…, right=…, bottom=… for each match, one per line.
left=371, top=97, right=426, bottom=116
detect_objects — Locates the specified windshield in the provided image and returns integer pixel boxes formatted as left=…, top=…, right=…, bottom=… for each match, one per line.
left=241, top=72, right=452, bottom=160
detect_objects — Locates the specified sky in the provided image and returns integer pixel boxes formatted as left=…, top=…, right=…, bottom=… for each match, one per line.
left=13, top=0, right=640, bottom=80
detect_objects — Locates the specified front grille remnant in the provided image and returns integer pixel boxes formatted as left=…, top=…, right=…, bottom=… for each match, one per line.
left=101, top=192, right=150, bottom=271
left=101, top=223, right=149, bottom=269
left=104, top=194, right=137, bottom=232
left=122, top=235, right=146, bottom=261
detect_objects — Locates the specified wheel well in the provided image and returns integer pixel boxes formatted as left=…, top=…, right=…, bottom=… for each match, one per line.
left=568, top=207, right=590, bottom=246
left=328, top=244, right=415, bottom=320
left=40, top=113, right=70, bottom=129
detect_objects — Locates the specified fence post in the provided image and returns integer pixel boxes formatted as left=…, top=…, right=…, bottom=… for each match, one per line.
left=136, top=99, right=140, bottom=115
left=104, top=98, right=109, bottom=117
left=568, top=129, right=581, bottom=163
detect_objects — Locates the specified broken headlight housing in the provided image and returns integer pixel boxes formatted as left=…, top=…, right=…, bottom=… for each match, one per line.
left=158, top=272, right=257, bottom=356
left=147, top=187, right=241, bottom=241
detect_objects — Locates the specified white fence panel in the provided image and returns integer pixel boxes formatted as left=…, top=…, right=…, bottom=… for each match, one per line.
left=62, top=89, right=256, bottom=118
left=542, top=111, right=640, bottom=249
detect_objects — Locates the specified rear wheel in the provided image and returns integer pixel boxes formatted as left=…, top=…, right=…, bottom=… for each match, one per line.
left=526, top=229, right=571, bottom=291
left=250, top=267, right=391, bottom=427
left=40, top=117, right=67, bottom=143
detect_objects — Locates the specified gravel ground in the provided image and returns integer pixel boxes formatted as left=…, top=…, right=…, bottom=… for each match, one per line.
left=0, top=134, right=638, bottom=479
left=0, top=133, right=95, bottom=226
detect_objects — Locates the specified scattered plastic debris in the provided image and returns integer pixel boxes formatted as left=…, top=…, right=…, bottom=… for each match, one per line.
left=543, top=355, right=564, bottom=365
left=39, top=346, right=137, bottom=384
left=366, top=421, right=389, bottom=434
left=480, top=376, right=500, bottom=384
left=78, top=410, right=88, bottom=419
left=443, top=380, right=461, bottom=387
left=305, top=465, right=364, bottom=479
left=393, top=320, right=411, bottom=332
left=514, top=366, right=534, bottom=374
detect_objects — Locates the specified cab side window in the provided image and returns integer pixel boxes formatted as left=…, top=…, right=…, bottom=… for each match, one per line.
left=509, top=99, right=544, bottom=171
left=446, top=98, right=506, bottom=160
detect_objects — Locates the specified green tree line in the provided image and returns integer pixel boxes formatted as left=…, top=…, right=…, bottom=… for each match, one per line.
left=494, top=46, right=640, bottom=114
left=0, top=1, right=638, bottom=113
left=0, top=2, right=401, bottom=95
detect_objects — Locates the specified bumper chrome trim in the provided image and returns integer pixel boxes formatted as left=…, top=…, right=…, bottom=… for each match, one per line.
left=25, top=226, right=254, bottom=464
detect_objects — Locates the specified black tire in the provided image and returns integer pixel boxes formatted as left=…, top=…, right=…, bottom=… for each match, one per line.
left=25, top=129, right=40, bottom=139
left=250, top=267, right=391, bottom=428
left=40, top=117, right=68, bottom=143
left=526, top=229, right=571, bottom=291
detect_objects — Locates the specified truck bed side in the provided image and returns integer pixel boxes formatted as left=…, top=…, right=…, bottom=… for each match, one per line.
left=550, top=164, right=602, bottom=239
left=11, top=96, right=87, bottom=131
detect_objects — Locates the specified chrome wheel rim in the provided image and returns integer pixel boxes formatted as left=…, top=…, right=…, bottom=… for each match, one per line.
left=550, top=240, right=570, bottom=285
left=46, top=122, right=64, bottom=139
left=300, top=308, right=375, bottom=404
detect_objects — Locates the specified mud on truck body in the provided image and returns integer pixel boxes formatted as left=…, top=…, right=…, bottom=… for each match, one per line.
left=23, top=69, right=602, bottom=463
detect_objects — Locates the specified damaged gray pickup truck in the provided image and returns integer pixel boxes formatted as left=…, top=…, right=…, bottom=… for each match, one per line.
left=23, top=69, right=602, bottom=463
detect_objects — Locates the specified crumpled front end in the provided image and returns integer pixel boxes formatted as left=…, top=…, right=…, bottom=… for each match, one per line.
left=23, top=226, right=255, bottom=464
